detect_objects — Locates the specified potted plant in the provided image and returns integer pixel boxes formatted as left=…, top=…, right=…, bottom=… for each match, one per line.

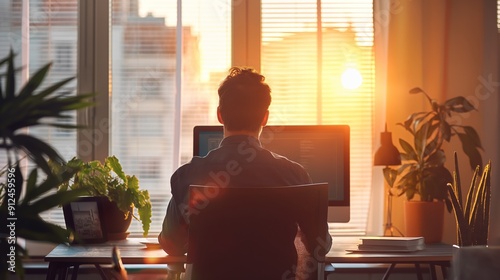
left=392, top=87, right=483, bottom=242
left=57, top=156, right=152, bottom=239
left=447, top=152, right=491, bottom=247
left=0, top=49, right=94, bottom=278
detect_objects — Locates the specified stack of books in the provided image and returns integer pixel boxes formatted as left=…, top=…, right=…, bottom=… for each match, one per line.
left=352, top=236, right=425, bottom=252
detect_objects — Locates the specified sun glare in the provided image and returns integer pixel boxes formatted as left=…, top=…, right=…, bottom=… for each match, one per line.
left=341, top=67, right=363, bottom=90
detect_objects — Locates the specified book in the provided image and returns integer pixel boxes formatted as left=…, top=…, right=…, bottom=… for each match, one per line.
left=347, top=236, right=426, bottom=252
left=359, top=236, right=424, bottom=247
left=357, top=243, right=425, bottom=252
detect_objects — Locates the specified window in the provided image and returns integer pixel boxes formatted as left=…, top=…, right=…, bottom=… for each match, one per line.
left=1, top=0, right=231, bottom=236
left=5, top=0, right=373, bottom=237
left=128, top=114, right=165, bottom=138
left=54, top=43, right=74, bottom=72
left=0, top=0, right=79, bottom=162
left=498, top=0, right=500, bottom=29
left=110, top=0, right=231, bottom=234
left=0, top=0, right=79, bottom=226
left=259, top=0, right=374, bottom=234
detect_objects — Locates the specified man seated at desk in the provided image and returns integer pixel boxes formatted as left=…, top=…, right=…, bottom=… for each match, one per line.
left=158, top=66, right=332, bottom=279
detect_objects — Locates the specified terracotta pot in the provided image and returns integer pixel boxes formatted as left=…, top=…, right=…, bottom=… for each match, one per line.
left=404, top=201, right=444, bottom=244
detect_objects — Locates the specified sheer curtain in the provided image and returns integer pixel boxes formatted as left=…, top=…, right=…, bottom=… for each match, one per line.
left=377, top=0, right=499, bottom=244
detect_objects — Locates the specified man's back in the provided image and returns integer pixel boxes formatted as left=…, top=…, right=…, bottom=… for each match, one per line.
left=171, top=135, right=312, bottom=197
left=160, top=135, right=315, bottom=256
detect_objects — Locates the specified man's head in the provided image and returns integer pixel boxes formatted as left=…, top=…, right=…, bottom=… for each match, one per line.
left=217, top=67, right=271, bottom=133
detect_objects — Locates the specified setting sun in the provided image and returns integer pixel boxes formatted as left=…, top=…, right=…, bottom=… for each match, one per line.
left=341, top=67, right=363, bottom=90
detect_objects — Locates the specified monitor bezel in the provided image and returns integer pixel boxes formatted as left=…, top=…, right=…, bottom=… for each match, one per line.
left=193, top=125, right=223, bottom=157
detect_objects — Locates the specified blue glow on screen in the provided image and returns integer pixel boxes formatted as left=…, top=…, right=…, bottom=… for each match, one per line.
left=198, top=131, right=223, bottom=157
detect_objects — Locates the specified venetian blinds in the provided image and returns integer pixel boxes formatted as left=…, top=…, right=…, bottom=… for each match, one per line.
left=110, top=0, right=231, bottom=235
left=1, top=0, right=80, bottom=228
left=2, top=0, right=232, bottom=236
left=498, top=0, right=500, bottom=29
left=261, top=0, right=374, bottom=234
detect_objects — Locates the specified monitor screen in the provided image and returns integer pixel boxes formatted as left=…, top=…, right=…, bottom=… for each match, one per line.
left=193, top=125, right=350, bottom=222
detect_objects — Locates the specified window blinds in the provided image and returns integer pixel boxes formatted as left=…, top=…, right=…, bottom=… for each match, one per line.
left=261, top=0, right=374, bottom=234
left=110, top=0, right=231, bottom=235
left=0, top=0, right=79, bottom=227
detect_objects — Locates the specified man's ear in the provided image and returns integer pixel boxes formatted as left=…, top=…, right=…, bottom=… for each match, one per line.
left=217, top=106, right=224, bottom=124
left=261, top=110, right=269, bottom=126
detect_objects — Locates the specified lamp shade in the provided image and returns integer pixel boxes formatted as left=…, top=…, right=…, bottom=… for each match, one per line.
left=374, top=130, right=401, bottom=166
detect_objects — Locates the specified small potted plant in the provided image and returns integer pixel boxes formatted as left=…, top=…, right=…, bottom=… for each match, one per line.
left=57, top=156, right=152, bottom=238
left=392, top=87, right=483, bottom=243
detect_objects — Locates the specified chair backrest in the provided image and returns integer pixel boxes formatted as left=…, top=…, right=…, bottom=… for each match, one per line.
left=452, top=246, right=500, bottom=280
left=186, top=183, right=329, bottom=280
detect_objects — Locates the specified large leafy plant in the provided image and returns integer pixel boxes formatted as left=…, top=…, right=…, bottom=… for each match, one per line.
left=57, top=156, right=152, bottom=236
left=0, top=164, right=87, bottom=278
left=392, top=88, right=483, bottom=210
left=0, top=50, right=94, bottom=279
left=0, top=50, right=93, bottom=173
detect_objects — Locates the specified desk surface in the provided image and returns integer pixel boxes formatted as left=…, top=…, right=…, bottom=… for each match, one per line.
left=44, top=238, right=184, bottom=265
left=327, top=236, right=453, bottom=263
left=44, top=236, right=454, bottom=265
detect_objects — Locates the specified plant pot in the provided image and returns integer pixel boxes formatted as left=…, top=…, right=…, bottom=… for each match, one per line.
left=101, top=198, right=133, bottom=240
left=404, top=200, right=444, bottom=244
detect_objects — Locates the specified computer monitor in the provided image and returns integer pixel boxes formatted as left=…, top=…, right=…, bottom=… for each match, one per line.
left=193, top=125, right=350, bottom=223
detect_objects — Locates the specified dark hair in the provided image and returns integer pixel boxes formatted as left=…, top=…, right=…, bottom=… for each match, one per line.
left=218, top=67, right=271, bottom=131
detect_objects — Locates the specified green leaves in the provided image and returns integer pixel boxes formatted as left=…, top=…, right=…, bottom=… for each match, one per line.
left=444, top=96, right=476, bottom=113
left=0, top=163, right=84, bottom=279
left=382, top=167, right=398, bottom=188
left=0, top=49, right=95, bottom=279
left=0, top=50, right=94, bottom=173
left=405, top=87, right=482, bottom=170
left=421, top=166, right=452, bottom=207
left=457, top=129, right=483, bottom=170
left=392, top=87, right=484, bottom=205
left=106, top=156, right=126, bottom=182
left=447, top=152, right=491, bottom=246
left=61, top=156, right=152, bottom=236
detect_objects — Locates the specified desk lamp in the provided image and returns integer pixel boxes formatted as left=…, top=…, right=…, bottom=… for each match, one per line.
left=374, top=124, right=403, bottom=236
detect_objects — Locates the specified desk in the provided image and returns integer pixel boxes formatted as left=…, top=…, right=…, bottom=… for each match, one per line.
left=326, top=237, right=453, bottom=280
left=44, top=237, right=453, bottom=280
left=44, top=239, right=184, bottom=280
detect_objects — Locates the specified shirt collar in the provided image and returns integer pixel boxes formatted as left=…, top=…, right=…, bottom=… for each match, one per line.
left=220, top=135, right=262, bottom=148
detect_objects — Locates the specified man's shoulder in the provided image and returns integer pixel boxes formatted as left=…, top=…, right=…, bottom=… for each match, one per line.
left=267, top=150, right=304, bottom=168
left=176, top=155, right=209, bottom=169
left=264, top=150, right=311, bottom=182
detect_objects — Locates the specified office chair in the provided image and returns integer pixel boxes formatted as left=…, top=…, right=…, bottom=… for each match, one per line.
left=185, top=183, right=329, bottom=280
left=451, top=246, right=500, bottom=280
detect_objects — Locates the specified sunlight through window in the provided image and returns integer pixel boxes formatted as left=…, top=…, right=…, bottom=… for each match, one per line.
left=341, top=67, right=363, bottom=90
